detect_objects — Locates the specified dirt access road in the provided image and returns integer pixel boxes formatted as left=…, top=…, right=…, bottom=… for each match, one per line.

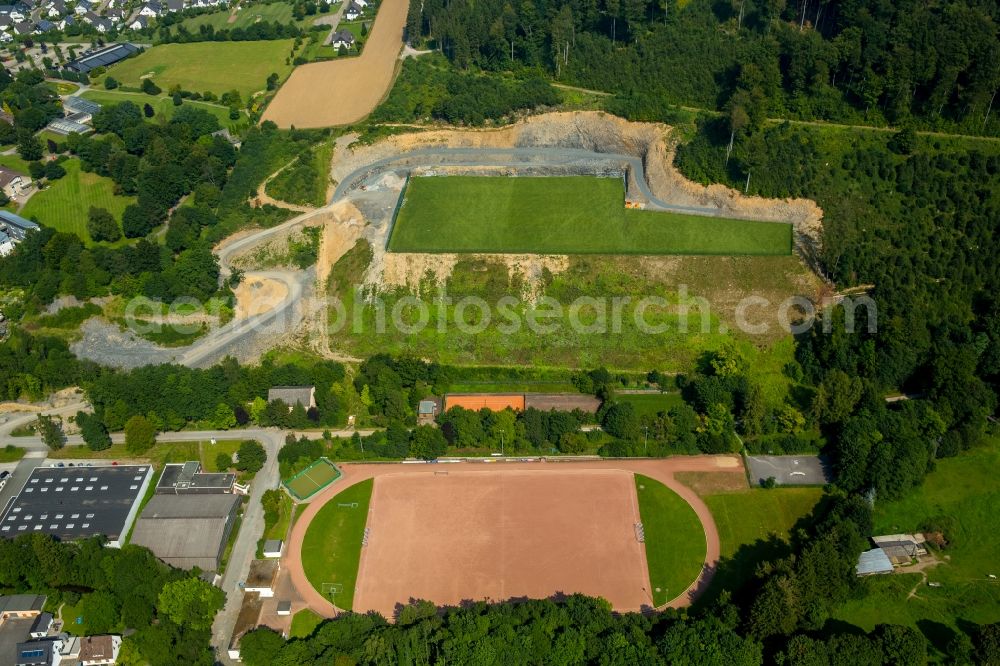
left=284, top=456, right=742, bottom=621
left=262, top=0, right=408, bottom=128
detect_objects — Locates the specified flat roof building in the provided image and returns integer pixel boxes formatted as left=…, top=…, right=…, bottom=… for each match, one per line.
left=156, top=462, right=235, bottom=495
left=130, top=493, right=241, bottom=571
left=62, top=96, right=101, bottom=117
left=0, top=466, right=152, bottom=548
left=65, top=42, right=139, bottom=73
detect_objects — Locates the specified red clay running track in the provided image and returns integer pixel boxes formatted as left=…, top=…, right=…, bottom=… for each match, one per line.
left=283, top=456, right=741, bottom=619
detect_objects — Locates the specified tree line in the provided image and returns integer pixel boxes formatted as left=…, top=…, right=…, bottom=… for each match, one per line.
left=404, top=0, right=999, bottom=136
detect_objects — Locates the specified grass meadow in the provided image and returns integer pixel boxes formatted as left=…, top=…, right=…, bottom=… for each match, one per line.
left=99, top=41, right=295, bottom=98
left=301, top=478, right=374, bottom=610
left=81, top=90, right=247, bottom=128
left=697, top=486, right=824, bottom=603
left=388, top=176, right=792, bottom=255
left=634, top=474, right=706, bottom=606
left=20, top=160, right=135, bottom=244
left=832, top=438, right=1000, bottom=655
left=617, top=393, right=684, bottom=417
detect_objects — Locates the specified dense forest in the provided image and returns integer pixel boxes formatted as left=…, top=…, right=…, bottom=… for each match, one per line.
left=405, top=0, right=1000, bottom=134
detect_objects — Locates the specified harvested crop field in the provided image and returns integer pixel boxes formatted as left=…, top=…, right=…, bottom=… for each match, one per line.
left=262, top=0, right=407, bottom=127
left=353, top=469, right=656, bottom=615
left=389, top=176, right=793, bottom=255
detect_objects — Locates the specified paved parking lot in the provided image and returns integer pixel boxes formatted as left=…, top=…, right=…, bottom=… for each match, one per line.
left=746, top=455, right=832, bottom=486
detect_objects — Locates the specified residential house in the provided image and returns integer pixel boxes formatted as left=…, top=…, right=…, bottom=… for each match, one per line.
left=128, top=14, right=148, bottom=29
left=34, top=19, right=54, bottom=32
left=27, top=613, right=51, bottom=639
left=0, top=15, right=11, bottom=30
left=45, top=1, right=63, bottom=18
left=353, top=0, right=367, bottom=6
left=92, top=16, right=111, bottom=32
left=74, top=0, right=90, bottom=14
left=137, top=1, right=161, bottom=17
left=56, top=14, right=73, bottom=29
left=0, top=30, right=11, bottom=42
left=330, top=29, right=354, bottom=49
left=344, top=2, right=362, bottom=19
left=12, top=19, right=30, bottom=34
left=0, top=595, right=46, bottom=620
left=79, top=634, right=121, bottom=666
left=164, top=0, right=182, bottom=11
left=105, top=7, right=122, bottom=21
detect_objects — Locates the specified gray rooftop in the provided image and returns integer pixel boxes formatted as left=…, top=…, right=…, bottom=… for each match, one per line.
left=0, top=594, right=46, bottom=614
left=156, top=462, right=234, bottom=494
left=62, top=96, right=101, bottom=116
left=0, top=466, right=151, bottom=544
left=130, top=494, right=240, bottom=570
left=0, top=618, right=34, bottom=666
left=856, top=548, right=893, bottom=576
left=267, top=386, right=314, bottom=407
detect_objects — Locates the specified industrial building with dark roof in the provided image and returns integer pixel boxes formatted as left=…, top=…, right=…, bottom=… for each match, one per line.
left=130, top=493, right=241, bottom=571
left=0, top=466, right=152, bottom=548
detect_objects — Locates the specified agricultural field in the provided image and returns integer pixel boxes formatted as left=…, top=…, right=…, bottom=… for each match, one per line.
left=20, top=159, right=135, bottom=245
left=80, top=90, right=246, bottom=128
left=173, top=1, right=337, bottom=32
left=832, top=438, right=1000, bottom=654
left=262, top=0, right=408, bottom=127
left=634, top=474, right=707, bottom=606
left=300, top=478, right=374, bottom=610
left=97, top=41, right=295, bottom=99
left=388, top=176, right=793, bottom=255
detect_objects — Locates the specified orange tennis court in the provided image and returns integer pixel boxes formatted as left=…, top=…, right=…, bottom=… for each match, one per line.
left=352, top=468, right=654, bottom=617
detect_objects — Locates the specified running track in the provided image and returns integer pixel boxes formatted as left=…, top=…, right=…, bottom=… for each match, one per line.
left=284, top=455, right=742, bottom=619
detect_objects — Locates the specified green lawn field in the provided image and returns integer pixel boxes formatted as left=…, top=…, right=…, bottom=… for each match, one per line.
left=697, top=486, right=823, bottom=603
left=617, top=393, right=684, bottom=417
left=634, top=474, right=706, bottom=606
left=81, top=90, right=245, bottom=127
left=20, top=159, right=135, bottom=245
left=290, top=608, right=324, bottom=638
left=99, top=41, right=295, bottom=98
left=832, top=438, right=1000, bottom=654
left=301, top=478, right=374, bottom=610
left=388, top=176, right=793, bottom=255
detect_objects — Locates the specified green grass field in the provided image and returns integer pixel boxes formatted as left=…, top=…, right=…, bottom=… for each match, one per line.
left=284, top=458, right=341, bottom=499
left=20, top=160, right=134, bottom=245
left=289, top=608, right=324, bottom=638
left=695, top=486, right=823, bottom=603
left=301, top=478, right=374, bottom=610
left=0, top=445, right=25, bottom=462
left=178, top=2, right=295, bottom=30
left=99, top=41, right=295, bottom=98
left=81, top=90, right=246, bottom=128
left=388, top=176, right=792, bottom=255
left=832, top=438, right=1000, bottom=653
left=48, top=440, right=200, bottom=467
left=634, top=474, right=706, bottom=606
left=617, top=393, right=684, bottom=417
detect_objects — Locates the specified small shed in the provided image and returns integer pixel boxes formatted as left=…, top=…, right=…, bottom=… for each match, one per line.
left=262, top=539, right=283, bottom=558
left=856, top=548, right=893, bottom=577
left=276, top=600, right=291, bottom=616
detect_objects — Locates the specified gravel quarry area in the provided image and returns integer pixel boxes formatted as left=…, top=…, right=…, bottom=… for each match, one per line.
left=71, top=111, right=825, bottom=369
